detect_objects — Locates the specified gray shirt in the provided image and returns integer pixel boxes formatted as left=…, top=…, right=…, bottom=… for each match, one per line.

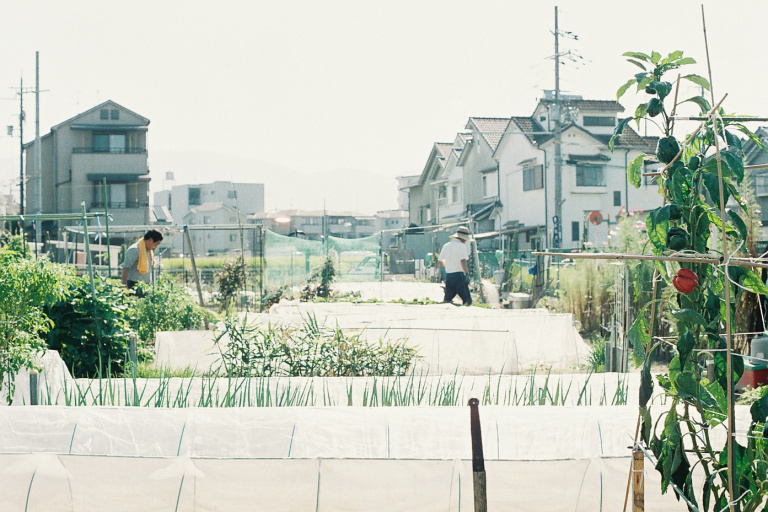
left=122, top=242, right=151, bottom=284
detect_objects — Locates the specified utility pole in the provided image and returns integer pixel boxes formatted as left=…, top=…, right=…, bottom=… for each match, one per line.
left=553, top=6, right=563, bottom=249
left=18, top=77, right=25, bottom=216
left=35, top=51, right=42, bottom=248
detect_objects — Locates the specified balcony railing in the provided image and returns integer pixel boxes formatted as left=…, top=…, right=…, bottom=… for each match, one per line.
left=91, top=201, right=149, bottom=209
left=73, top=147, right=147, bottom=154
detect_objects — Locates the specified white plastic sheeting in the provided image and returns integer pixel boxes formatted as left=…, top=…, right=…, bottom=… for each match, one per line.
left=153, top=303, right=589, bottom=375
left=0, top=351, right=74, bottom=406
left=0, top=405, right=691, bottom=511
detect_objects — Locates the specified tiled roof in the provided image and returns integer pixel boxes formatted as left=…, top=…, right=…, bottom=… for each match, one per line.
left=467, top=117, right=510, bottom=151
left=539, top=98, right=625, bottom=112
left=595, top=125, right=658, bottom=151
left=509, top=116, right=548, bottom=144
left=435, top=142, right=453, bottom=160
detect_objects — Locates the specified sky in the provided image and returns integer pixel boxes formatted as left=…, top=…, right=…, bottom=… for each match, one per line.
left=0, top=0, right=766, bottom=214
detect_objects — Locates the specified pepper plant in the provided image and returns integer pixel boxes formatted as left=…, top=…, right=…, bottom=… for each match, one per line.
left=612, top=50, right=768, bottom=511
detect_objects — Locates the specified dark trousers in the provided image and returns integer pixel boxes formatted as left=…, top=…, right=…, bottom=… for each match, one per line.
left=444, top=272, right=472, bottom=305
left=126, top=280, right=146, bottom=298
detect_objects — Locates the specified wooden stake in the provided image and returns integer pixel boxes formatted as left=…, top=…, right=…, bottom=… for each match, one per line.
left=632, top=449, right=645, bottom=512
left=701, top=5, right=736, bottom=510
left=184, top=225, right=209, bottom=330
left=468, top=398, right=488, bottom=512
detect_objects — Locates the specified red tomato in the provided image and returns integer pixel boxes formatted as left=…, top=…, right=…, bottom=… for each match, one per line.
left=672, top=268, right=699, bottom=294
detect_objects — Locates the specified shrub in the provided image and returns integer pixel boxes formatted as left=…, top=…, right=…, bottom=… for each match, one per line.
left=0, top=237, right=72, bottom=402
left=214, top=314, right=418, bottom=377
left=216, top=257, right=247, bottom=311
left=128, top=275, right=209, bottom=342
left=46, top=275, right=146, bottom=378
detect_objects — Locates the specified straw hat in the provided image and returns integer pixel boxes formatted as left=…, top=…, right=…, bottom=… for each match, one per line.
left=450, top=226, right=471, bottom=241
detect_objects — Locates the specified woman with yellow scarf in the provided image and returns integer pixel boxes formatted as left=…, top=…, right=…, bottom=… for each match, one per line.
left=121, top=230, right=164, bottom=296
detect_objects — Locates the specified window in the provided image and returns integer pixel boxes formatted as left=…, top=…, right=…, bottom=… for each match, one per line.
left=583, top=116, right=615, bottom=127
left=572, top=221, right=580, bottom=242
left=93, top=182, right=127, bottom=207
left=203, top=216, right=211, bottom=224
left=230, top=234, right=238, bottom=242
left=757, top=175, right=768, bottom=196
left=93, top=133, right=126, bottom=153
left=576, top=164, right=606, bottom=187
left=482, top=176, right=488, bottom=197
left=228, top=190, right=237, bottom=199
left=613, top=191, right=621, bottom=206
left=188, top=188, right=201, bottom=206
left=523, top=165, right=544, bottom=191
left=110, top=109, right=119, bottom=120
left=100, top=109, right=109, bottom=120
left=451, top=184, right=460, bottom=203
left=437, top=185, right=447, bottom=200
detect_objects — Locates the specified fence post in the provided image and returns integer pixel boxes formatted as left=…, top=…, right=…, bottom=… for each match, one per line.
left=29, top=370, right=39, bottom=406
left=468, top=398, right=487, bottom=512
left=184, top=225, right=209, bottom=329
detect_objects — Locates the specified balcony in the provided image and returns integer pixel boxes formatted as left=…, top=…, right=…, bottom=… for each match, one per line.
left=91, top=200, right=149, bottom=209
left=73, top=147, right=147, bottom=154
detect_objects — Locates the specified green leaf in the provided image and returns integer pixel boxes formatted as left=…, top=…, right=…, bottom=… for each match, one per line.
left=640, top=364, right=653, bottom=408
left=646, top=206, right=670, bottom=252
left=634, top=103, right=648, bottom=125
left=627, top=153, right=645, bottom=188
left=616, top=78, right=636, bottom=101
left=680, top=96, right=711, bottom=114
left=749, top=386, right=768, bottom=424
left=702, top=151, right=743, bottom=182
left=626, top=59, right=647, bottom=71
left=682, top=74, right=710, bottom=90
left=739, top=269, right=768, bottom=296
left=650, top=51, right=661, bottom=65
left=733, top=123, right=766, bottom=151
left=702, top=173, right=729, bottom=209
left=723, top=129, right=742, bottom=153
left=727, top=210, right=748, bottom=241
left=609, top=117, right=633, bottom=151
left=674, top=371, right=698, bottom=398
left=623, top=51, right=652, bottom=62
left=665, top=50, right=684, bottom=63
left=671, top=309, right=707, bottom=327
left=629, top=313, right=651, bottom=364
left=676, top=331, right=697, bottom=368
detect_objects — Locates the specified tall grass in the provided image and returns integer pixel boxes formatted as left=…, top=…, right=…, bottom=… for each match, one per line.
left=36, top=369, right=641, bottom=408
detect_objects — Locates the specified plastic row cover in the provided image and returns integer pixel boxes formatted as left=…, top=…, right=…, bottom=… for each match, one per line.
left=0, top=454, right=682, bottom=512
left=2, top=405, right=744, bottom=460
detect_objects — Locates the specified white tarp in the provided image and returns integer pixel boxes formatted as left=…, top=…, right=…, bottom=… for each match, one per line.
left=0, top=405, right=698, bottom=511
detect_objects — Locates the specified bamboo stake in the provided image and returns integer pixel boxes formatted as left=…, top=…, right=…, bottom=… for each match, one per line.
left=533, top=251, right=768, bottom=270
left=632, top=449, right=645, bottom=511
left=668, top=74, right=682, bottom=135
left=700, top=6, right=735, bottom=509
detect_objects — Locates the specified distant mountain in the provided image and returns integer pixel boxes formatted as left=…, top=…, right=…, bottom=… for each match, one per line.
left=149, top=150, right=400, bottom=214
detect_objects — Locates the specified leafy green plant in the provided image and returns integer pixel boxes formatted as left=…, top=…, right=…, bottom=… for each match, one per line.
left=216, top=257, right=247, bottom=311
left=127, top=275, right=209, bottom=342
left=214, top=314, right=418, bottom=377
left=46, top=275, right=149, bottom=378
left=0, top=236, right=72, bottom=403
left=614, top=49, right=768, bottom=511
left=301, top=250, right=337, bottom=300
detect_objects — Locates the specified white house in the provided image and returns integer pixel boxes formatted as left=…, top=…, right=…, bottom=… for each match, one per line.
left=402, top=95, right=662, bottom=252
left=184, top=202, right=249, bottom=256
left=497, top=98, right=659, bottom=249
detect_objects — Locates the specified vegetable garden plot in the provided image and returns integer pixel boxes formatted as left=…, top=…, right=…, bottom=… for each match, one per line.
left=152, top=303, right=589, bottom=375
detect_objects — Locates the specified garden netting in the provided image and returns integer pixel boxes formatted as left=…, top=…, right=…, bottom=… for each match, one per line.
left=263, top=229, right=382, bottom=290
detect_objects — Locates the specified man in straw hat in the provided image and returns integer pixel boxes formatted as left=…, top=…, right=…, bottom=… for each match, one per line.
left=437, top=226, right=472, bottom=306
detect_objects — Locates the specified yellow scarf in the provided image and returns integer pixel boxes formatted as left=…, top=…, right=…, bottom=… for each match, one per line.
left=137, top=238, right=153, bottom=274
